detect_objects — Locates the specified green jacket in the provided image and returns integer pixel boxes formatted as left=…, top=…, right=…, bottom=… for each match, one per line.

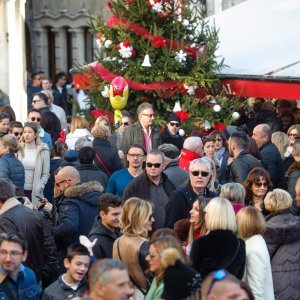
left=120, top=121, right=161, bottom=154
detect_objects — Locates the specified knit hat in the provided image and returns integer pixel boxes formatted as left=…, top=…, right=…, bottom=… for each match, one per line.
left=167, top=113, right=181, bottom=124
left=161, top=248, right=201, bottom=300
left=158, top=143, right=180, bottom=159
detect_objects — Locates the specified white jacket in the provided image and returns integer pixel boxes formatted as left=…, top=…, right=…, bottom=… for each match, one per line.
left=243, top=234, right=275, bottom=300
left=66, top=128, right=93, bottom=150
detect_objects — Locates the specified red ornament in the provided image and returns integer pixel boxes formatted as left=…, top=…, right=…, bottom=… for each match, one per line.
left=214, top=123, right=226, bottom=131
left=176, top=110, right=189, bottom=122
left=124, top=0, right=135, bottom=3
left=181, top=85, right=188, bottom=94
left=91, top=109, right=114, bottom=124
left=56, top=130, right=67, bottom=143
left=151, top=36, right=166, bottom=48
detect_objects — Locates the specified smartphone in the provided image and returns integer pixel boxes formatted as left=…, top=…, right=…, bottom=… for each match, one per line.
left=35, top=196, right=47, bottom=204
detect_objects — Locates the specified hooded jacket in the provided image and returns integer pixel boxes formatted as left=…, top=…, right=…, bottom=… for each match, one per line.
left=53, top=181, right=103, bottom=253
left=178, top=149, right=201, bottom=171
left=88, top=216, right=121, bottom=259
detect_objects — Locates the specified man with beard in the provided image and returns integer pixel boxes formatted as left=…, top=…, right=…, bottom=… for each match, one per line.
left=106, top=145, right=146, bottom=198
left=228, top=132, right=261, bottom=184
left=161, top=113, right=184, bottom=151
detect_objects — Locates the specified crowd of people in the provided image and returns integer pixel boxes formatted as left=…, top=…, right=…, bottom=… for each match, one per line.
left=0, top=74, right=299, bottom=299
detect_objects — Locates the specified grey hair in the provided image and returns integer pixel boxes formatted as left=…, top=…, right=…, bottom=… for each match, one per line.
left=89, top=259, right=127, bottom=288
left=189, top=157, right=212, bottom=173
left=220, top=183, right=246, bottom=204
left=74, top=136, right=93, bottom=152
left=259, top=124, right=272, bottom=139
left=199, top=156, right=218, bottom=192
left=183, top=137, right=202, bottom=151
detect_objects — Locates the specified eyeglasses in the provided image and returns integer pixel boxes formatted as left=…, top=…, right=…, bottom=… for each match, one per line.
left=213, top=138, right=223, bottom=142
left=142, top=113, right=154, bottom=118
left=169, top=122, right=180, bottom=127
left=254, top=182, right=268, bottom=188
left=147, top=251, right=156, bottom=259
left=121, top=122, right=129, bottom=126
left=13, top=132, right=23, bottom=137
left=30, top=117, right=41, bottom=122
left=190, top=170, right=210, bottom=177
left=288, top=133, right=299, bottom=138
left=0, top=249, right=23, bottom=258
left=32, top=99, right=42, bottom=104
left=146, top=162, right=162, bottom=168
left=128, top=153, right=144, bottom=158
left=207, top=269, right=228, bottom=296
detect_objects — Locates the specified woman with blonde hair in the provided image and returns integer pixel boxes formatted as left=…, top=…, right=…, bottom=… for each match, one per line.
left=263, top=189, right=300, bottom=299
left=92, top=124, right=122, bottom=176
left=18, top=122, right=50, bottom=204
left=271, top=131, right=290, bottom=159
left=191, top=197, right=246, bottom=279
left=113, top=197, right=154, bottom=296
left=145, top=236, right=185, bottom=300
left=0, top=135, right=25, bottom=195
left=65, top=116, right=92, bottom=150
left=236, top=207, right=274, bottom=300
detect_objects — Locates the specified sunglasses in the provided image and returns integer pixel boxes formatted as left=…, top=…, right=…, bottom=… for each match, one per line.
left=288, top=133, right=298, bottom=137
left=207, top=269, right=228, bottom=296
left=146, top=162, right=162, bottom=168
left=254, top=182, right=268, bottom=188
left=13, top=132, right=23, bottom=137
left=213, top=138, right=223, bottom=142
left=190, top=170, right=210, bottom=177
left=121, top=122, right=129, bottom=126
left=147, top=251, right=156, bottom=259
left=30, top=117, right=41, bottom=122
left=32, top=99, right=42, bottom=104
left=142, top=113, right=154, bottom=118
left=169, top=122, right=180, bottom=127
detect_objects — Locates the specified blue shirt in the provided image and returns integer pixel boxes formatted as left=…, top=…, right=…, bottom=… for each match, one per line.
left=0, top=264, right=41, bottom=299
left=106, top=168, right=134, bottom=198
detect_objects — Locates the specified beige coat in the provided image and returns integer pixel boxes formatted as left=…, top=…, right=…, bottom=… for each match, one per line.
left=113, top=235, right=148, bottom=291
left=18, top=143, right=50, bottom=206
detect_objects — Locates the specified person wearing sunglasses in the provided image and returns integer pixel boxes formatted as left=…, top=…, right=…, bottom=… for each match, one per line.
left=160, top=113, right=184, bottom=151
left=165, top=157, right=217, bottom=229
left=26, top=72, right=42, bottom=109
left=191, top=197, right=246, bottom=280
left=243, top=167, right=272, bottom=216
left=123, top=149, right=175, bottom=231
left=8, top=121, right=23, bottom=142
left=263, top=189, right=300, bottom=299
left=0, top=135, right=25, bottom=196
left=201, top=269, right=244, bottom=300
left=27, top=108, right=53, bottom=149
left=109, top=111, right=132, bottom=154
left=17, top=122, right=50, bottom=205
left=120, top=102, right=161, bottom=155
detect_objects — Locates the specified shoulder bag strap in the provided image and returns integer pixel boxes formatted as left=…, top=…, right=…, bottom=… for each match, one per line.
left=225, top=238, right=240, bottom=269
left=95, top=153, right=111, bottom=176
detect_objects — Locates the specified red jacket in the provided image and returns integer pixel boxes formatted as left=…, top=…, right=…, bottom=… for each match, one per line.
left=179, top=149, right=201, bottom=171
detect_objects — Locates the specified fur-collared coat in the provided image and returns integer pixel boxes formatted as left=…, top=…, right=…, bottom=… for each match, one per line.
left=53, top=181, right=103, bottom=255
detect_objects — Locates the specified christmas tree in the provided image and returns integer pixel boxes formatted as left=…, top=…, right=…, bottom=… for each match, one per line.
left=78, top=0, right=242, bottom=130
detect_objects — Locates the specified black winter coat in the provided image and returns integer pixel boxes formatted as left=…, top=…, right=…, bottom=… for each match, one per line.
left=0, top=198, right=57, bottom=283
left=191, top=230, right=246, bottom=280
left=229, top=150, right=261, bottom=184
left=77, top=164, right=109, bottom=189
left=165, top=181, right=217, bottom=228
left=93, top=139, right=123, bottom=176
left=53, top=181, right=103, bottom=258
left=263, top=212, right=300, bottom=299
left=160, top=126, right=184, bottom=151
left=259, top=141, right=283, bottom=188
left=89, top=216, right=121, bottom=259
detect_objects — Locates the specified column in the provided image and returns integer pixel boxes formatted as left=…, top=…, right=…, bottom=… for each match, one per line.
left=68, top=28, right=85, bottom=67
left=33, top=27, right=49, bottom=75
left=51, top=27, right=67, bottom=73
left=7, top=0, right=27, bottom=122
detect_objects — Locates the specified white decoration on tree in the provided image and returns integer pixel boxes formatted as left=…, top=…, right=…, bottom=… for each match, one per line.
left=142, top=54, right=151, bottom=67
left=182, top=19, right=189, bottom=27
left=179, top=129, right=185, bottom=136
left=101, top=86, right=109, bottom=98
left=175, top=50, right=187, bottom=64
left=213, top=104, right=221, bottom=112
left=173, top=101, right=182, bottom=112
left=104, top=40, right=113, bottom=48
left=232, top=112, right=240, bottom=119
